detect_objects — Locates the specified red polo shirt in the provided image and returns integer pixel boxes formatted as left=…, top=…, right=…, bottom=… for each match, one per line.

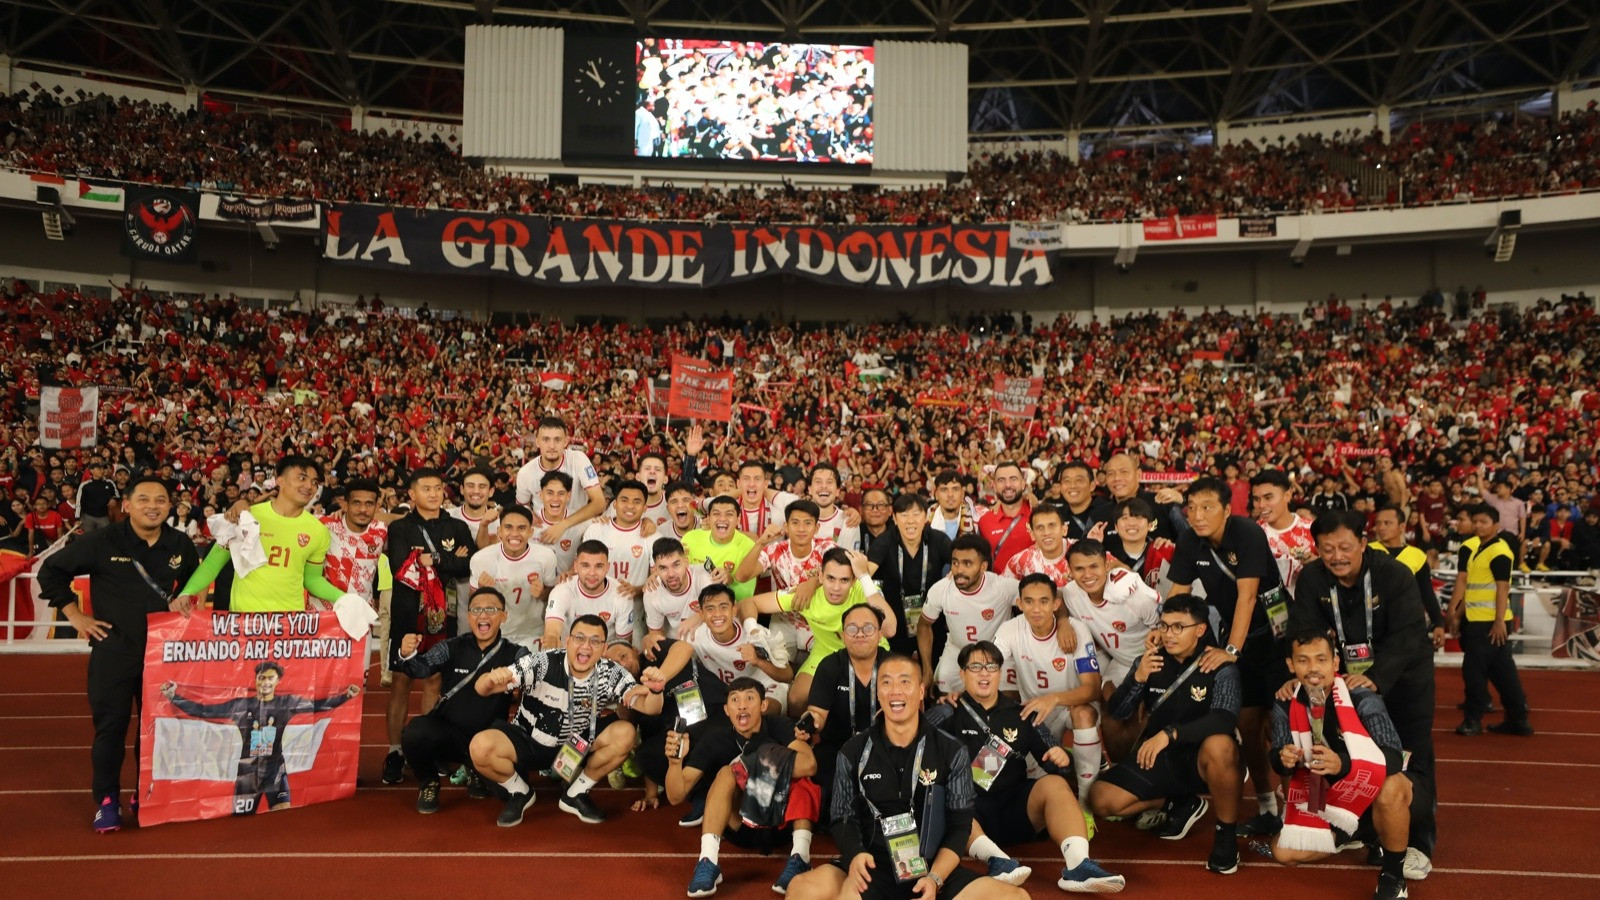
left=977, top=501, right=1034, bottom=573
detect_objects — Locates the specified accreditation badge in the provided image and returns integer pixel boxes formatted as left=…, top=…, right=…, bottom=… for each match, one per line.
left=1262, top=586, right=1290, bottom=638
left=969, top=733, right=1011, bottom=792
left=671, top=680, right=708, bottom=725
left=903, top=593, right=924, bottom=636
left=552, top=734, right=591, bottom=782
left=882, top=812, right=927, bottom=882
left=1343, top=642, right=1374, bottom=676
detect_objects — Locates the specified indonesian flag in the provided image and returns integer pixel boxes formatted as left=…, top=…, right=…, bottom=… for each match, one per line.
left=539, top=372, right=571, bottom=391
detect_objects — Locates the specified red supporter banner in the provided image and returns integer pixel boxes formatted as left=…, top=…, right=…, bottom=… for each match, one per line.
left=991, top=374, right=1044, bottom=419
left=1335, top=442, right=1388, bottom=458
left=1141, top=471, right=1198, bottom=484
left=322, top=206, right=1057, bottom=291
left=1142, top=214, right=1219, bottom=241
left=40, top=385, right=99, bottom=449
left=138, top=610, right=365, bottom=826
left=668, top=354, right=734, bottom=422
left=1192, top=349, right=1225, bottom=362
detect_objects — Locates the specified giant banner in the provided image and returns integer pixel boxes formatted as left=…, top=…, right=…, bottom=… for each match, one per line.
left=40, top=385, right=98, bottom=448
left=668, top=354, right=734, bottom=421
left=322, top=206, right=1057, bottom=291
left=991, top=375, right=1044, bottom=419
left=139, top=610, right=365, bottom=826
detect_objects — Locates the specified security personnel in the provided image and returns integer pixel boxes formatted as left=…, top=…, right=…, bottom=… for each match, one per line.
left=1448, top=503, right=1531, bottom=737
left=1289, top=509, right=1437, bottom=880
left=1371, top=504, right=1447, bottom=650
left=785, top=652, right=1025, bottom=900
left=39, top=475, right=200, bottom=833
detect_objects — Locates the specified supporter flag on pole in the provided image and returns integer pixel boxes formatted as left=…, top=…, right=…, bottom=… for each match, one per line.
left=645, top=375, right=673, bottom=425
left=668, top=354, right=734, bottom=422
left=990, top=375, right=1044, bottom=419
left=139, top=610, right=366, bottom=826
left=39, top=385, right=98, bottom=448
left=538, top=371, right=572, bottom=391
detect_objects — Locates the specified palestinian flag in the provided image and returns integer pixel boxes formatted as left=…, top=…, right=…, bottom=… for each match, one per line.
left=78, top=179, right=124, bottom=206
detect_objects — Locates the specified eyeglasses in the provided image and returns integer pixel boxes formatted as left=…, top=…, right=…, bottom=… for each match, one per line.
left=1154, top=622, right=1203, bottom=634
left=842, top=624, right=879, bottom=637
left=467, top=606, right=504, bottom=616
left=569, top=635, right=606, bottom=647
left=863, top=503, right=890, bottom=510
left=963, top=662, right=1001, bottom=673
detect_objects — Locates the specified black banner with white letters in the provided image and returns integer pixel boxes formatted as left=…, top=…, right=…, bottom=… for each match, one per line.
left=321, top=205, right=1058, bottom=291
left=215, top=196, right=319, bottom=223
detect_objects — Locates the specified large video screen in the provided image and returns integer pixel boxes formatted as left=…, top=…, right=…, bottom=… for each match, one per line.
left=633, top=39, right=875, bottom=165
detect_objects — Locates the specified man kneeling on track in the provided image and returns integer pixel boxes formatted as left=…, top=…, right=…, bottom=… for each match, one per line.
left=678, top=677, right=820, bottom=896
left=1088, top=594, right=1244, bottom=876
left=470, top=614, right=664, bottom=827
left=394, top=586, right=528, bottom=813
left=1270, top=626, right=1414, bottom=900
left=927, top=641, right=1125, bottom=893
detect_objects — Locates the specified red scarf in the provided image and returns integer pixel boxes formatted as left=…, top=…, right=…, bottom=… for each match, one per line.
left=395, top=549, right=448, bottom=652
left=1279, top=676, right=1386, bottom=852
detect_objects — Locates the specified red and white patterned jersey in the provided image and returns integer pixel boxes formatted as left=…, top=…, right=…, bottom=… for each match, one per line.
left=582, top=519, right=655, bottom=588
left=319, top=514, right=388, bottom=606
left=1262, top=515, right=1317, bottom=595
left=758, top=537, right=837, bottom=591
left=686, top=620, right=789, bottom=692
left=546, top=578, right=636, bottom=644
left=992, top=614, right=1100, bottom=701
left=1061, top=568, right=1161, bottom=681
left=644, top=565, right=717, bottom=632
left=1004, top=543, right=1076, bottom=588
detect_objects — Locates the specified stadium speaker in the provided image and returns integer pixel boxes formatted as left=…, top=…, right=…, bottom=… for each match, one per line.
left=35, top=186, right=60, bottom=206
left=548, top=173, right=580, bottom=188
left=1499, top=209, right=1522, bottom=228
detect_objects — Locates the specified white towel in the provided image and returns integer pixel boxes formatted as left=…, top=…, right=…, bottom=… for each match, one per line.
left=206, top=510, right=267, bottom=578
left=333, top=592, right=378, bottom=639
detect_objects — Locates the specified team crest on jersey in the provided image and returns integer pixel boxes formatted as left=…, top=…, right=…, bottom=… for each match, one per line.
left=689, top=601, right=701, bottom=612
left=631, top=546, right=643, bottom=558
left=526, top=572, right=540, bottom=584
left=1145, top=571, right=1160, bottom=586
left=442, top=538, right=457, bottom=551
left=917, top=768, right=938, bottom=786
left=1001, top=727, right=1018, bottom=742
left=598, top=612, right=612, bottom=622
left=733, top=660, right=746, bottom=670
left=1226, top=551, right=1239, bottom=566
left=297, top=533, right=309, bottom=547
left=1052, top=658, right=1066, bottom=672
left=169, top=555, right=183, bottom=568
left=1112, top=620, right=1126, bottom=632
left=561, top=540, right=572, bottom=551
left=981, top=609, right=995, bottom=621
left=1190, top=684, right=1208, bottom=701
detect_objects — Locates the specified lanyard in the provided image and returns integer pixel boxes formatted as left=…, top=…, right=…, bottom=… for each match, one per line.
left=130, top=556, right=176, bottom=604
left=1148, top=655, right=1204, bottom=715
left=959, top=698, right=992, bottom=736
left=847, top=660, right=878, bottom=729
left=1066, top=507, right=1095, bottom=537
left=895, top=542, right=925, bottom=594
left=436, top=639, right=504, bottom=709
left=566, top=666, right=601, bottom=741
left=995, top=510, right=1025, bottom=551
left=858, top=733, right=927, bottom=822
left=1330, top=569, right=1375, bottom=648
left=742, top=501, right=767, bottom=537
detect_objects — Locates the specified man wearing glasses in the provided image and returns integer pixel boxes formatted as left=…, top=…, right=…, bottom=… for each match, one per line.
left=1088, top=594, right=1244, bottom=876
left=801, top=604, right=893, bottom=803
left=471, top=614, right=665, bottom=826
left=394, top=586, right=528, bottom=813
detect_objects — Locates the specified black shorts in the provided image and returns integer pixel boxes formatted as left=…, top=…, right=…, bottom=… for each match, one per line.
left=827, top=855, right=982, bottom=900
left=487, top=720, right=560, bottom=774
left=233, top=757, right=290, bottom=814
left=1236, top=636, right=1288, bottom=709
left=974, top=781, right=1046, bottom=846
left=1097, top=742, right=1212, bottom=802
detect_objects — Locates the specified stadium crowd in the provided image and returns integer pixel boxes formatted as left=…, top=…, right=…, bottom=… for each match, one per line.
left=2, top=91, right=1598, bottom=223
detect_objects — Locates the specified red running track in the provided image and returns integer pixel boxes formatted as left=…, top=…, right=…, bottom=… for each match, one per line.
left=2, top=655, right=1597, bottom=899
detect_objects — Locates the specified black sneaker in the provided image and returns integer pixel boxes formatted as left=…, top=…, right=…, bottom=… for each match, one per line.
left=1486, top=720, right=1534, bottom=736
left=382, top=750, right=407, bottom=784
left=466, top=771, right=490, bottom=799
left=678, top=793, right=706, bottom=827
left=417, top=780, right=441, bottom=814
left=1456, top=701, right=1495, bottom=713
left=1366, top=845, right=1385, bottom=867
left=1454, top=719, right=1483, bottom=736
left=558, top=790, right=606, bottom=824
left=497, top=789, right=536, bottom=827
left=1236, top=812, right=1281, bottom=837
left=1374, top=871, right=1409, bottom=899
left=1207, top=838, right=1239, bottom=875
left=1155, top=796, right=1210, bottom=841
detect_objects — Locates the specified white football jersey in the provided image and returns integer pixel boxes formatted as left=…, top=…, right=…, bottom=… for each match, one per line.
left=545, top=578, right=637, bottom=644
left=686, top=620, right=790, bottom=694
left=582, top=519, right=655, bottom=588
left=992, top=614, right=1101, bottom=702
left=448, top=507, right=501, bottom=611
left=738, top=491, right=801, bottom=537
left=469, top=542, right=560, bottom=648
left=515, top=448, right=601, bottom=516
left=1061, top=568, right=1161, bottom=683
left=534, top=508, right=579, bottom=575
left=922, top=572, right=1020, bottom=692
left=814, top=509, right=860, bottom=553
left=644, top=565, right=717, bottom=632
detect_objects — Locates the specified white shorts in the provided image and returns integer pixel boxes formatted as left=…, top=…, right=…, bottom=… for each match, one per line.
left=933, top=652, right=964, bottom=695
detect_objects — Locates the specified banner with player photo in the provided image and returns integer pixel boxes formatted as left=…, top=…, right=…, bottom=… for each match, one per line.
left=138, top=610, right=365, bottom=827
left=991, top=375, right=1044, bottom=419
left=322, top=205, right=1058, bottom=291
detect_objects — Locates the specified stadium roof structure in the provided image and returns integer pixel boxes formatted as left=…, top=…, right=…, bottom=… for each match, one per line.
left=2, top=0, right=1598, bottom=136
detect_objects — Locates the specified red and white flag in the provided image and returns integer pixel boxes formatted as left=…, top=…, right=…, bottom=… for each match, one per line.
left=538, top=372, right=571, bottom=391
left=991, top=375, right=1044, bottom=419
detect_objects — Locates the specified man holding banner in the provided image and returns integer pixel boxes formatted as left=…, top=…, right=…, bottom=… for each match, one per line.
left=39, top=474, right=199, bottom=832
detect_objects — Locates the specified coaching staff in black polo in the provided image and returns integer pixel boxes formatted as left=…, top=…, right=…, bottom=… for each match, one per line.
left=40, top=475, right=199, bottom=833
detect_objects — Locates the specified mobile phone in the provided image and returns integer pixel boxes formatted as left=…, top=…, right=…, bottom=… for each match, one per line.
left=794, top=711, right=817, bottom=739
left=672, top=716, right=689, bottom=758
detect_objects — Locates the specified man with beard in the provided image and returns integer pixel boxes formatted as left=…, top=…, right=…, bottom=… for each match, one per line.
left=977, top=462, right=1034, bottom=574
left=809, top=464, right=861, bottom=550
left=469, top=506, right=558, bottom=650
left=449, top=467, right=501, bottom=550
left=514, top=416, right=606, bottom=547
left=919, top=534, right=1021, bottom=695
left=643, top=537, right=719, bottom=657
left=544, top=540, right=639, bottom=648
left=930, top=469, right=984, bottom=541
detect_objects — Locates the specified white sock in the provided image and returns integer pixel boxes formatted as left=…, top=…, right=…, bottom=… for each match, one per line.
left=503, top=772, right=530, bottom=795
left=1071, top=728, right=1102, bottom=801
left=1257, top=791, right=1280, bottom=816
left=1061, top=835, right=1090, bottom=869
left=700, top=833, right=722, bottom=865
left=969, top=835, right=1007, bottom=863
left=567, top=772, right=598, bottom=798
left=791, top=828, right=812, bottom=863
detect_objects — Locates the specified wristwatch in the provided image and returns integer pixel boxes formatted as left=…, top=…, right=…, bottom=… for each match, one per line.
left=1224, top=643, right=1239, bottom=656
left=928, top=871, right=944, bottom=889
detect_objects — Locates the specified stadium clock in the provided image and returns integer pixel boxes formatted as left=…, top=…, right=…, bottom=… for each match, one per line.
left=572, top=55, right=629, bottom=107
